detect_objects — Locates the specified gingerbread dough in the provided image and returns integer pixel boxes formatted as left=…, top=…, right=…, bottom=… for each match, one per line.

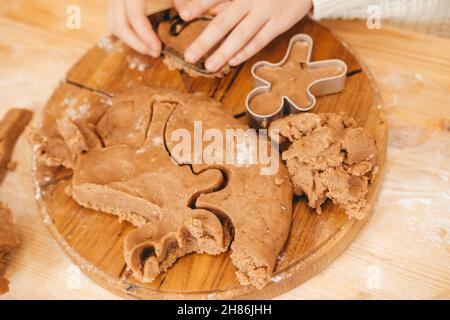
left=164, top=95, right=293, bottom=288
left=249, top=42, right=344, bottom=116
left=270, top=113, right=377, bottom=219
left=0, top=204, right=20, bottom=295
left=29, top=94, right=108, bottom=171
left=158, top=17, right=231, bottom=78
left=0, top=204, right=20, bottom=260
left=0, top=108, right=31, bottom=295
left=0, top=109, right=33, bottom=183
left=30, top=88, right=293, bottom=289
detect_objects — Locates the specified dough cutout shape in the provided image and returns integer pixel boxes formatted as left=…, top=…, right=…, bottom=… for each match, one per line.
left=270, top=112, right=378, bottom=219
left=157, top=13, right=231, bottom=78
left=30, top=88, right=293, bottom=289
left=246, top=34, right=347, bottom=128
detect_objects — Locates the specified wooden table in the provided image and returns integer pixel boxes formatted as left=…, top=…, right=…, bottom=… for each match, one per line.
left=0, top=0, right=449, bottom=300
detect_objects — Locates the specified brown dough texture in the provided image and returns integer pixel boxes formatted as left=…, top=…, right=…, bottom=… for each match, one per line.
left=249, top=42, right=343, bottom=116
left=0, top=277, right=9, bottom=295
left=270, top=113, right=378, bottom=219
left=158, top=17, right=231, bottom=78
left=30, top=88, right=293, bottom=289
left=0, top=203, right=20, bottom=295
left=0, top=204, right=19, bottom=266
left=0, top=109, right=33, bottom=183
left=0, top=108, right=31, bottom=295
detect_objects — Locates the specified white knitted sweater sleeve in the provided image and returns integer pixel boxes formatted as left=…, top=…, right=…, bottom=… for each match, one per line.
left=311, top=0, right=450, bottom=37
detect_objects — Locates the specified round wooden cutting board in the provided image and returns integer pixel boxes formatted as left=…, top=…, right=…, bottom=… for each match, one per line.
left=32, top=16, right=387, bottom=299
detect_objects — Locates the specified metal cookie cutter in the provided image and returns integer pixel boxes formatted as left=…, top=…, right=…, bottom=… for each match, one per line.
left=245, top=34, right=348, bottom=128
left=149, top=9, right=214, bottom=75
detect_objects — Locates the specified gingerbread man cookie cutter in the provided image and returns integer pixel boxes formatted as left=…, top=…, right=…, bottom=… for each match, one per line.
left=246, top=34, right=348, bottom=128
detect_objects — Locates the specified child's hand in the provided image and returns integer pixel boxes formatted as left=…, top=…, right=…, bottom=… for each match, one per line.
left=180, top=0, right=313, bottom=72
left=108, top=0, right=162, bottom=57
left=174, top=0, right=232, bottom=19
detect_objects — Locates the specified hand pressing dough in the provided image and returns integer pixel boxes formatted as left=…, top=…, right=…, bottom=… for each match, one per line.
left=158, top=17, right=231, bottom=78
left=270, top=113, right=377, bottom=219
left=30, top=88, right=293, bottom=289
left=249, top=42, right=344, bottom=116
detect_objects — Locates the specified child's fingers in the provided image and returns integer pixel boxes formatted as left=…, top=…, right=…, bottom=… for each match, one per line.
left=110, top=0, right=149, bottom=56
left=125, top=0, right=161, bottom=57
left=107, top=0, right=117, bottom=33
left=228, top=20, right=279, bottom=66
left=184, top=1, right=248, bottom=63
left=228, top=0, right=313, bottom=66
left=181, top=0, right=229, bottom=21
left=205, top=13, right=266, bottom=72
left=172, top=0, right=190, bottom=20
left=208, top=1, right=232, bottom=16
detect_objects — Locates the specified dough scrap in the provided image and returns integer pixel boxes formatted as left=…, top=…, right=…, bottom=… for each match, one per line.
left=29, top=97, right=107, bottom=170
left=0, top=204, right=20, bottom=260
left=31, top=88, right=293, bottom=289
left=0, top=277, right=9, bottom=295
left=0, top=203, right=20, bottom=295
left=0, top=109, right=33, bottom=182
left=0, top=108, right=31, bottom=295
left=158, top=17, right=231, bottom=78
left=249, top=42, right=344, bottom=116
left=270, top=113, right=377, bottom=219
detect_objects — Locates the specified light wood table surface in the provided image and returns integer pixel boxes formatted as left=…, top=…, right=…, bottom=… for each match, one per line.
left=0, top=0, right=448, bottom=300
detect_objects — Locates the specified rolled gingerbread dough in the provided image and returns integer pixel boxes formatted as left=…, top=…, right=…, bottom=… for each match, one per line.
left=30, top=88, right=293, bottom=289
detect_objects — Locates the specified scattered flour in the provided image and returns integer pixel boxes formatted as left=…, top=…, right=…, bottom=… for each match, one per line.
left=397, top=198, right=433, bottom=210
left=100, top=98, right=113, bottom=107
left=381, top=69, right=427, bottom=90
left=271, top=273, right=287, bottom=283
left=152, top=136, right=163, bottom=146
left=136, top=147, right=147, bottom=155
left=61, top=95, right=77, bottom=109
left=65, top=97, right=91, bottom=120
left=98, top=37, right=114, bottom=51
left=78, top=103, right=89, bottom=114
left=127, top=55, right=148, bottom=72
left=97, top=36, right=123, bottom=53
left=414, top=73, right=425, bottom=82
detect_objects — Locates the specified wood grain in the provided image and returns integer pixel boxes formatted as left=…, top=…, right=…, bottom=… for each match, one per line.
left=0, top=0, right=448, bottom=300
left=31, top=14, right=386, bottom=299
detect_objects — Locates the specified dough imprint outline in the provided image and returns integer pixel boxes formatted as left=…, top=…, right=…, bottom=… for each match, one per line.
left=29, top=89, right=293, bottom=290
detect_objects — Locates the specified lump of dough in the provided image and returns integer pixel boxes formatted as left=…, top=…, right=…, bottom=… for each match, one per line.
left=270, top=112, right=378, bottom=219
